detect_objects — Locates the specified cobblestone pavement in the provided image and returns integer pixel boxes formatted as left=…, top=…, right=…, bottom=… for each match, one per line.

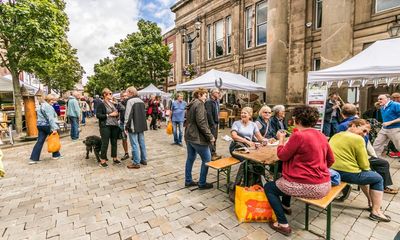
left=1, top=118, right=400, bottom=240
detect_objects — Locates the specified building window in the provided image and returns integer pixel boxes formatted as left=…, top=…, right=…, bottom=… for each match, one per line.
left=256, top=1, right=267, bottom=46
left=214, top=20, right=224, bottom=57
left=376, top=0, right=400, bottom=12
left=245, top=7, right=253, bottom=49
left=207, top=25, right=212, bottom=60
left=168, top=43, right=174, bottom=52
left=186, top=33, right=195, bottom=64
left=315, top=0, right=322, bottom=29
left=244, top=71, right=253, bottom=81
left=226, top=16, right=232, bottom=54
left=313, top=58, right=321, bottom=71
left=255, top=69, right=266, bottom=87
left=168, top=64, right=174, bottom=83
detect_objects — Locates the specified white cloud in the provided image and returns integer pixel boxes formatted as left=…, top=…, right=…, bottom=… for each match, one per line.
left=64, top=0, right=140, bottom=84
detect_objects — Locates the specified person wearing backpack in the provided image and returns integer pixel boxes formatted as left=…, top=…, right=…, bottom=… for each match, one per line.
left=29, top=94, right=62, bottom=164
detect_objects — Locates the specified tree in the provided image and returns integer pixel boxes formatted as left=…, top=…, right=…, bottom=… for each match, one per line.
left=85, top=57, right=120, bottom=95
left=0, top=0, right=68, bottom=133
left=110, top=19, right=171, bottom=88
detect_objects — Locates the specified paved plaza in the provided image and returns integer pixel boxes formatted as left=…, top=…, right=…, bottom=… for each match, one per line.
left=0, top=119, right=400, bottom=240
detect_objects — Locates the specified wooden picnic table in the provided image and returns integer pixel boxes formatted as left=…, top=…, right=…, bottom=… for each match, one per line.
left=233, top=145, right=280, bottom=186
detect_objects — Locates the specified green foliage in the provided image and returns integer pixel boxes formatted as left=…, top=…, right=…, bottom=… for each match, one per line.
left=87, top=19, right=172, bottom=95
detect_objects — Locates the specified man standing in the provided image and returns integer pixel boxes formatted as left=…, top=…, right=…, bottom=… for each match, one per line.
left=373, top=94, right=400, bottom=157
left=387, top=92, right=400, bottom=157
left=67, top=91, right=81, bottom=141
left=124, top=86, right=148, bottom=169
left=323, top=92, right=341, bottom=137
left=205, top=88, right=221, bottom=161
left=118, top=91, right=130, bottom=160
left=171, top=93, right=187, bottom=146
left=92, top=95, right=102, bottom=115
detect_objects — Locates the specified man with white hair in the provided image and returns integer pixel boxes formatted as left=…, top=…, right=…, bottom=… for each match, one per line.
left=205, top=88, right=222, bottom=160
left=67, top=91, right=81, bottom=141
left=373, top=94, right=400, bottom=158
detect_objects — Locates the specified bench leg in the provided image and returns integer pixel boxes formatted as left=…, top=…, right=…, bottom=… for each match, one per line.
left=305, top=203, right=309, bottom=231
left=217, top=169, right=221, bottom=190
left=273, top=163, right=279, bottom=180
left=326, top=203, right=332, bottom=240
left=226, top=167, right=231, bottom=194
left=244, top=160, right=248, bottom=186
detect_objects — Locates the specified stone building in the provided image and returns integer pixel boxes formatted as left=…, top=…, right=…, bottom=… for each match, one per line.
left=170, top=0, right=400, bottom=110
left=162, top=28, right=178, bottom=92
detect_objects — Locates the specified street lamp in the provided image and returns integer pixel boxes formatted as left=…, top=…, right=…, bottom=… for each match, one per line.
left=387, top=15, right=400, bottom=38
left=180, top=17, right=202, bottom=44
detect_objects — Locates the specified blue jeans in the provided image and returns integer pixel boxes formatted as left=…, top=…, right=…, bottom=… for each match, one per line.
left=336, top=170, right=384, bottom=191
left=264, top=181, right=291, bottom=224
left=69, top=116, right=79, bottom=140
left=185, top=141, right=211, bottom=186
left=172, top=121, right=184, bottom=144
left=323, top=118, right=339, bottom=137
left=81, top=112, right=86, bottom=124
left=30, top=126, right=61, bottom=161
left=128, top=132, right=147, bottom=164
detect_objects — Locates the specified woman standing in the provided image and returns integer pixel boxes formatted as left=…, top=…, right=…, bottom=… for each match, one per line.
left=255, top=105, right=274, bottom=139
left=29, top=94, right=62, bottom=164
left=184, top=88, right=215, bottom=189
left=264, top=106, right=334, bottom=236
left=96, top=88, right=121, bottom=168
left=147, top=95, right=160, bottom=130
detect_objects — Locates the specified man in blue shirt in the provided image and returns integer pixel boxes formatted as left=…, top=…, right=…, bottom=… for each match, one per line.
left=373, top=94, right=400, bottom=157
left=171, top=93, right=187, bottom=146
left=67, top=91, right=81, bottom=141
left=337, top=103, right=358, bottom=132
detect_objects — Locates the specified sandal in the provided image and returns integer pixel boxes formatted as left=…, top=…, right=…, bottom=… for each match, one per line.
left=269, top=222, right=292, bottom=236
left=369, top=213, right=391, bottom=222
left=384, top=187, right=399, bottom=194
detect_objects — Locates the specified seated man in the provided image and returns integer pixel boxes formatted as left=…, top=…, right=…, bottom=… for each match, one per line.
left=330, top=119, right=391, bottom=222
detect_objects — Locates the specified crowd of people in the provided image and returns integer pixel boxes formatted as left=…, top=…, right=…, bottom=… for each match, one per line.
left=23, top=85, right=399, bottom=236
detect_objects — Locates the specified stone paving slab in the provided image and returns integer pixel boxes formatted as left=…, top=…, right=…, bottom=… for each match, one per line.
left=0, top=118, right=399, bottom=239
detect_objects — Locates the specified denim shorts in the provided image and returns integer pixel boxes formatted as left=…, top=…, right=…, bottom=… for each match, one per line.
left=336, top=170, right=383, bottom=191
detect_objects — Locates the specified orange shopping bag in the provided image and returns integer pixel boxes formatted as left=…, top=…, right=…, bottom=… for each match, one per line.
left=235, top=185, right=277, bottom=222
left=166, top=121, right=173, bottom=135
left=47, top=132, right=61, bottom=153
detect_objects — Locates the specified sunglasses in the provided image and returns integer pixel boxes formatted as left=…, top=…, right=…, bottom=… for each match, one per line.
left=105, top=93, right=112, bottom=96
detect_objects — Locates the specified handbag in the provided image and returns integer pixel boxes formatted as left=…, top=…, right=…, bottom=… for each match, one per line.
left=47, top=132, right=61, bottom=153
left=166, top=121, right=173, bottom=135
left=235, top=185, right=277, bottom=222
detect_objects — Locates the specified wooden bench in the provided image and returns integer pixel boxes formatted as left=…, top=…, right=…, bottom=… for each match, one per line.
left=206, top=157, right=240, bottom=193
left=296, top=182, right=347, bottom=240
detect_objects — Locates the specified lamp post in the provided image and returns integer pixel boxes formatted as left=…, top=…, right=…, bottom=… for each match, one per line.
left=387, top=15, right=400, bottom=38
left=180, top=18, right=202, bottom=66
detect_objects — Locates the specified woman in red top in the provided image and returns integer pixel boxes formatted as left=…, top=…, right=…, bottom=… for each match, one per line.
left=264, top=105, right=335, bottom=236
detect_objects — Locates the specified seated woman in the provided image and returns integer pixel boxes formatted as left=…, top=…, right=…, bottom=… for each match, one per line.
left=270, top=105, right=287, bottom=138
left=229, top=107, right=264, bottom=156
left=264, top=106, right=334, bottom=236
left=255, top=105, right=275, bottom=139
left=330, top=119, right=391, bottom=222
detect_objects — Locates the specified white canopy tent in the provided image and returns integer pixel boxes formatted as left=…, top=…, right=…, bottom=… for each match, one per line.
left=308, top=38, right=400, bottom=88
left=138, top=83, right=166, bottom=96
left=176, top=69, right=266, bottom=92
left=0, top=75, right=13, bottom=93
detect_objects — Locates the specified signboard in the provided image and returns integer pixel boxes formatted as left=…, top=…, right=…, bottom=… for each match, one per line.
left=306, top=84, right=328, bottom=131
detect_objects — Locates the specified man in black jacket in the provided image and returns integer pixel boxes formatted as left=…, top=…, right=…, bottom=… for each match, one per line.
left=205, top=88, right=221, bottom=161
left=124, top=86, right=148, bottom=169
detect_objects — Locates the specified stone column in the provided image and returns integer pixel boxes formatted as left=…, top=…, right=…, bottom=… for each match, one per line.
left=231, top=0, right=241, bottom=73
left=320, top=0, right=354, bottom=100
left=266, top=0, right=289, bottom=105
left=175, top=33, right=183, bottom=84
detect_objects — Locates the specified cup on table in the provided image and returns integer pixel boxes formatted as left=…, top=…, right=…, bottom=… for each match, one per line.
left=255, top=142, right=261, bottom=149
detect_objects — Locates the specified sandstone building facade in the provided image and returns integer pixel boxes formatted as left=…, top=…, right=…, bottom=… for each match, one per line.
left=169, top=0, right=400, bottom=111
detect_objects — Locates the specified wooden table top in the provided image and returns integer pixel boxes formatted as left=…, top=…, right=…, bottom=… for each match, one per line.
left=233, top=145, right=279, bottom=165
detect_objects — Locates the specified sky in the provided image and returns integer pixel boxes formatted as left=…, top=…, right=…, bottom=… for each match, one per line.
left=64, top=0, right=176, bottom=84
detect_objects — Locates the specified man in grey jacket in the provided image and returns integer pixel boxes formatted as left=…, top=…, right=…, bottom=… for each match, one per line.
left=124, top=86, right=148, bottom=169
left=67, top=91, right=81, bottom=140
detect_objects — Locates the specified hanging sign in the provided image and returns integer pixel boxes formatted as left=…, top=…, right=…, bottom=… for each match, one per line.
left=306, top=84, right=328, bottom=131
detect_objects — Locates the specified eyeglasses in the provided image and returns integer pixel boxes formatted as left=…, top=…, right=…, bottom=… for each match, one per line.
left=263, top=112, right=272, bottom=114
left=378, top=98, right=384, bottom=100
left=105, top=93, right=112, bottom=96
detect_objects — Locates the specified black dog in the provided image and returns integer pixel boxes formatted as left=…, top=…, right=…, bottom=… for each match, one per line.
left=83, top=136, right=102, bottom=162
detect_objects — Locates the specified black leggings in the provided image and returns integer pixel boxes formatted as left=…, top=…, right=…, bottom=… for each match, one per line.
left=100, top=125, right=119, bottom=159
left=150, top=113, right=158, bottom=129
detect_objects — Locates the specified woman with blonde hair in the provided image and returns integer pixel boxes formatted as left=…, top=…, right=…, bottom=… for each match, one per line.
left=255, top=105, right=274, bottom=139
left=184, top=88, right=215, bottom=189
left=29, top=94, right=61, bottom=164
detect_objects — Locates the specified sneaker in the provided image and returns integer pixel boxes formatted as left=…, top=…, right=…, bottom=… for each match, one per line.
left=52, top=156, right=63, bottom=160
left=140, top=160, right=147, bottom=165
left=198, top=183, right=213, bottom=190
left=29, top=160, right=39, bottom=165
left=185, top=181, right=198, bottom=187
left=178, top=143, right=184, bottom=147
left=336, top=184, right=352, bottom=202
left=99, top=162, right=108, bottom=168
left=388, top=152, right=400, bottom=158
left=113, top=160, right=122, bottom=165
left=127, top=164, right=140, bottom=169
left=121, top=153, right=129, bottom=161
